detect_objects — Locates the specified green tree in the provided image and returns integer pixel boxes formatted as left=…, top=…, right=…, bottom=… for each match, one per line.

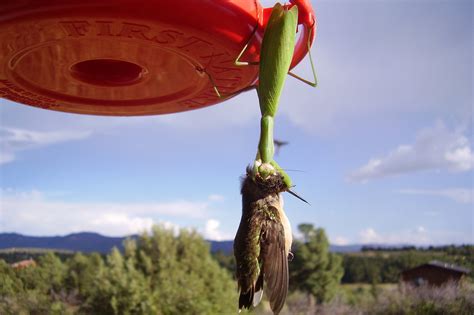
left=0, top=259, right=23, bottom=296
left=137, top=226, right=237, bottom=315
left=212, top=250, right=235, bottom=274
left=0, top=254, right=73, bottom=315
left=37, top=252, right=67, bottom=293
left=65, top=251, right=106, bottom=310
left=290, top=224, right=343, bottom=304
left=85, top=246, right=155, bottom=315
left=85, top=225, right=236, bottom=315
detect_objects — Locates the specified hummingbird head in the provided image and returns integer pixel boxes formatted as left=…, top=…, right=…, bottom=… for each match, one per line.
left=246, top=164, right=310, bottom=205
left=246, top=164, right=287, bottom=195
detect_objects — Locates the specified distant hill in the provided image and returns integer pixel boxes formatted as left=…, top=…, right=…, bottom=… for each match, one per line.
left=210, top=240, right=233, bottom=253
left=0, top=232, right=127, bottom=253
left=0, top=232, right=235, bottom=254
left=330, top=244, right=363, bottom=253
left=0, top=232, right=404, bottom=255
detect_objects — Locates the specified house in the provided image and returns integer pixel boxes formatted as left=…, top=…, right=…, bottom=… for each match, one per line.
left=400, top=260, right=470, bottom=286
left=11, top=258, right=36, bottom=269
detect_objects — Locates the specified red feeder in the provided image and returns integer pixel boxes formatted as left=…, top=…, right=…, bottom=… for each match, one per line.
left=0, top=0, right=316, bottom=116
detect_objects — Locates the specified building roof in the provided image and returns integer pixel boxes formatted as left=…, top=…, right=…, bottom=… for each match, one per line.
left=11, top=258, right=36, bottom=269
left=427, top=260, right=470, bottom=274
left=403, top=260, right=470, bottom=274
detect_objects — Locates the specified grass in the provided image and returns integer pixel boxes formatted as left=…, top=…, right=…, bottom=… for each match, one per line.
left=254, top=282, right=474, bottom=315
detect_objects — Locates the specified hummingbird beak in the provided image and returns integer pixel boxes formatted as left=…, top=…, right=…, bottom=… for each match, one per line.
left=286, top=189, right=310, bottom=205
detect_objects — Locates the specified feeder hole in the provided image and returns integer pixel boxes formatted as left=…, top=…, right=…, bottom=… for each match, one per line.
left=70, top=59, right=145, bottom=86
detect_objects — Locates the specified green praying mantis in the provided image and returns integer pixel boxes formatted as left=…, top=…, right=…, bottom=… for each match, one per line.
left=212, top=2, right=317, bottom=194
left=238, top=2, right=316, bottom=196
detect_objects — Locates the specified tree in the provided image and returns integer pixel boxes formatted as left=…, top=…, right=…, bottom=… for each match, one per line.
left=0, top=259, right=23, bottom=296
left=65, top=252, right=104, bottom=298
left=290, top=224, right=343, bottom=304
left=0, top=226, right=238, bottom=314
left=89, top=246, right=155, bottom=315
left=85, top=225, right=237, bottom=315
left=37, top=252, right=67, bottom=293
left=0, top=254, right=73, bottom=315
left=136, top=226, right=237, bottom=315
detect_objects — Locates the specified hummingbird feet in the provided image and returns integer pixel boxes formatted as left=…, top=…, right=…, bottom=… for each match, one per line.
left=288, top=251, right=294, bottom=261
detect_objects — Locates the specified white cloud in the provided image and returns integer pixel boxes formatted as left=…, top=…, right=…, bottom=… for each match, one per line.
left=208, top=194, right=225, bottom=202
left=0, top=189, right=211, bottom=236
left=358, top=226, right=431, bottom=245
left=332, top=236, right=349, bottom=246
left=90, top=213, right=154, bottom=236
left=359, top=228, right=379, bottom=243
left=0, top=127, right=91, bottom=165
left=398, top=188, right=474, bottom=204
left=416, top=226, right=426, bottom=234
left=445, top=146, right=473, bottom=171
left=0, top=151, right=14, bottom=164
left=348, top=121, right=473, bottom=182
left=202, top=219, right=232, bottom=241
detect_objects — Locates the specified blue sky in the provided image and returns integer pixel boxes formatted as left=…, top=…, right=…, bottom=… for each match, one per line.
left=0, top=0, right=472, bottom=245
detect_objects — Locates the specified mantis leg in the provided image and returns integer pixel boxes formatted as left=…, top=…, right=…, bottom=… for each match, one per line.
left=256, top=114, right=276, bottom=179
left=201, top=24, right=260, bottom=99
left=288, top=27, right=318, bottom=87
left=258, top=115, right=275, bottom=164
left=234, top=25, right=260, bottom=67
left=269, top=160, right=292, bottom=188
left=200, top=67, right=256, bottom=99
left=257, top=115, right=294, bottom=189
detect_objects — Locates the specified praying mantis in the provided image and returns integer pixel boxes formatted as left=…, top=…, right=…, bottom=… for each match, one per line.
left=234, top=2, right=317, bottom=195
left=231, top=2, right=318, bottom=314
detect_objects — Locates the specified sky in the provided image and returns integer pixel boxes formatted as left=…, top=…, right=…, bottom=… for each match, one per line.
left=0, top=0, right=472, bottom=245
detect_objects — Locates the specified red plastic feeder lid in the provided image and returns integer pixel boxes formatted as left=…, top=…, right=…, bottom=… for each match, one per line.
left=0, top=0, right=316, bottom=116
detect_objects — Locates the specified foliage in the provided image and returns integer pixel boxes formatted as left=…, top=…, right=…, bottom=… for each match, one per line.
left=364, top=282, right=474, bottom=315
left=123, top=227, right=236, bottom=315
left=0, top=225, right=236, bottom=315
left=290, top=224, right=344, bottom=304
left=0, top=248, right=74, bottom=264
left=342, top=246, right=473, bottom=283
left=263, top=283, right=474, bottom=315
left=212, top=249, right=236, bottom=274
left=0, top=252, right=73, bottom=314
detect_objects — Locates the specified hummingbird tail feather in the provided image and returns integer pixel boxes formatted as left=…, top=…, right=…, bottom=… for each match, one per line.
left=238, top=286, right=253, bottom=310
left=253, top=272, right=264, bottom=307
left=238, top=270, right=264, bottom=310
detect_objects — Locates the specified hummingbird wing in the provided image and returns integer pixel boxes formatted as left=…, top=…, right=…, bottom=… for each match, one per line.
left=261, top=205, right=288, bottom=315
left=234, top=201, right=264, bottom=311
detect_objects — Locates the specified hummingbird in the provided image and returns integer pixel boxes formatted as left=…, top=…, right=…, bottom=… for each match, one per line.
left=233, top=166, right=293, bottom=314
